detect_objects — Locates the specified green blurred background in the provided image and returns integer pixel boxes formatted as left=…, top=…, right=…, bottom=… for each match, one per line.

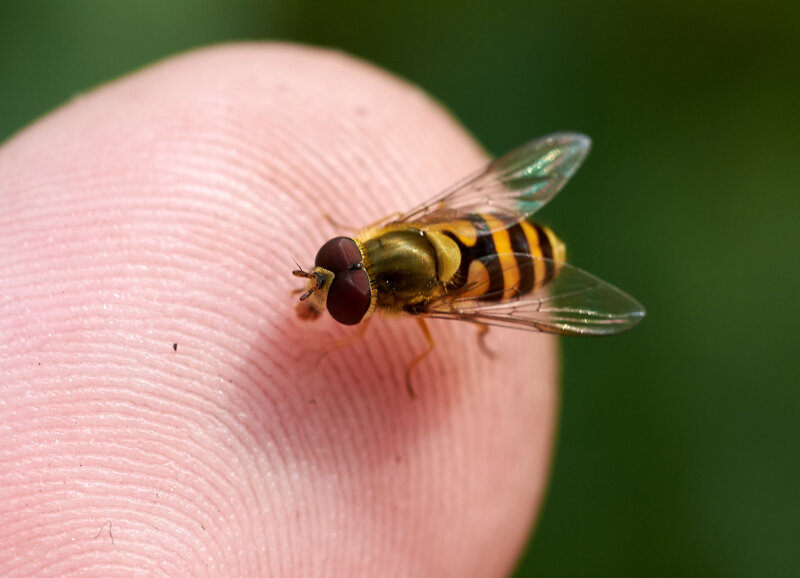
left=2, top=1, right=798, bottom=576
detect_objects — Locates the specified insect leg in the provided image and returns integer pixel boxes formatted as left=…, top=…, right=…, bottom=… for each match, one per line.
left=405, top=318, right=435, bottom=398
left=361, top=212, right=403, bottom=229
left=322, top=213, right=359, bottom=232
left=323, top=211, right=404, bottom=232
left=314, top=317, right=373, bottom=368
left=475, top=323, right=496, bottom=358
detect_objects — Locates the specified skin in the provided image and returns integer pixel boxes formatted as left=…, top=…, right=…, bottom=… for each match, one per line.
left=0, top=44, right=558, bottom=577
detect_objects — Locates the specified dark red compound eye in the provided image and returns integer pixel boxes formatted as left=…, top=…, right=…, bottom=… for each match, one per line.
left=315, top=237, right=362, bottom=272
left=326, top=268, right=371, bottom=325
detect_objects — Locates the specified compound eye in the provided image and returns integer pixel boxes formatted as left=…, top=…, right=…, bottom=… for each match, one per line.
left=326, top=268, right=371, bottom=325
left=315, top=237, right=362, bottom=272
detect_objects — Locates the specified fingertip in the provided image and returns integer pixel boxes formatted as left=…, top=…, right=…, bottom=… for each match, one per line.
left=0, top=43, right=556, bottom=576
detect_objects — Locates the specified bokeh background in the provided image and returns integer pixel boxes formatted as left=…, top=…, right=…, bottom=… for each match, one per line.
left=2, top=1, right=798, bottom=576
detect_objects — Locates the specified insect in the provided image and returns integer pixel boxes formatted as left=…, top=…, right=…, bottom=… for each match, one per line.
left=293, top=133, right=645, bottom=393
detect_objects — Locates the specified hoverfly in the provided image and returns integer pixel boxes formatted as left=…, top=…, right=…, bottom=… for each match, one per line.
left=293, top=133, right=645, bottom=392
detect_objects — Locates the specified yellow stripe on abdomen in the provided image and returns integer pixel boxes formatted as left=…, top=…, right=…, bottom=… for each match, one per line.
left=436, top=214, right=567, bottom=302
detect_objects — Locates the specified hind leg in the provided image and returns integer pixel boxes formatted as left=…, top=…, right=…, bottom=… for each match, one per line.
left=405, top=318, right=435, bottom=398
left=475, top=323, right=495, bottom=358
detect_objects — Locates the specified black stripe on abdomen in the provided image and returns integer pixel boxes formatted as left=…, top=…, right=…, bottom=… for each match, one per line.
left=535, top=223, right=554, bottom=283
left=507, top=222, right=534, bottom=296
left=444, top=214, right=505, bottom=301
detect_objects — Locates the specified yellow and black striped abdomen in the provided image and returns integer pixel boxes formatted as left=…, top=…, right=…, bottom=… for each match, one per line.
left=438, top=214, right=565, bottom=302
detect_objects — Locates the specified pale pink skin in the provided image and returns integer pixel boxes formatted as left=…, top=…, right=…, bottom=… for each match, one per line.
left=0, top=45, right=558, bottom=577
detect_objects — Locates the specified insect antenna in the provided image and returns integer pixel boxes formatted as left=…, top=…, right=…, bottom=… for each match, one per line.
left=291, top=257, right=308, bottom=277
left=292, top=259, right=325, bottom=301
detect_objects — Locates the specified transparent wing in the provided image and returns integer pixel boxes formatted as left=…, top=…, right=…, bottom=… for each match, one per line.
left=421, top=254, right=645, bottom=336
left=392, top=133, right=591, bottom=229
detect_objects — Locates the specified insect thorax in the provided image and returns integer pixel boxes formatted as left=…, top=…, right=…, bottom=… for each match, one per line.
left=361, top=229, right=448, bottom=311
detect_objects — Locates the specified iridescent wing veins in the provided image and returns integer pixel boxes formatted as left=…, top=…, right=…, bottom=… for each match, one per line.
left=392, top=132, right=591, bottom=229
left=422, top=255, right=646, bottom=336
